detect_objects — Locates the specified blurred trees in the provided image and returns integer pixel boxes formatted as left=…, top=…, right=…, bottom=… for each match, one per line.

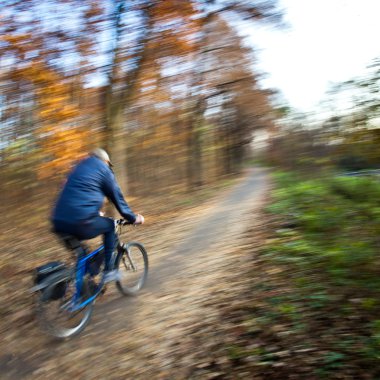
left=103, top=0, right=280, bottom=191
left=0, top=0, right=104, bottom=178
left=330, top=60, right=380, bottom=169
left=0, top=0, right=280, bottom=215
left=204, top=16, right=274, bottom=175
left=267, top=58, right=380, bottom=173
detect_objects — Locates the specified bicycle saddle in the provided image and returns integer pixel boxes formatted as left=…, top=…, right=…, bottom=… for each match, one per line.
left=55, top=233, right=86, bottom=253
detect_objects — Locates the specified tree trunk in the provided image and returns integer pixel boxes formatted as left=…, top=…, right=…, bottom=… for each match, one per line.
left=185, top=12, right=215, bottom=191
left=106, top=102, right=128, bottom=192
left=186, top=118, right=203, bottom=189
left=103, top=1, right=154, bottom=193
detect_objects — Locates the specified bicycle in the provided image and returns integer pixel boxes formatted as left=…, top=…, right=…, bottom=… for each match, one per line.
left=31, top=219, right=148, bottom=339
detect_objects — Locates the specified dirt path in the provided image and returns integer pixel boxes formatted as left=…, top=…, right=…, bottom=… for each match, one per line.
left=2, top=167, right=269, bottom=380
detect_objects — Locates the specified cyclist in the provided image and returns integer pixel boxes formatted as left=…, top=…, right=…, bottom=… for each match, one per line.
left=51, top=148, right=144, bottom=283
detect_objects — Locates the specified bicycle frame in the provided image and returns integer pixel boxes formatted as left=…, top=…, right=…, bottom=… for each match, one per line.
left=61, top=220, right=135, bottom=312
left=68, top=235, right=127, bottom=312
left=69, top=245, right=105, bottom=311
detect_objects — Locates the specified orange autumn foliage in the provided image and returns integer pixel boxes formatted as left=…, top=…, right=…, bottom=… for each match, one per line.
left=2, top=33, right=89, bottom=179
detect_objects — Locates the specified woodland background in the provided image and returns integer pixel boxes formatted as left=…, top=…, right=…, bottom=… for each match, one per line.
left=1, top=1, right=380, bottom=378
left=2, top=0, right=379, bottom=209
left=1, top=0, right=279, bottom=211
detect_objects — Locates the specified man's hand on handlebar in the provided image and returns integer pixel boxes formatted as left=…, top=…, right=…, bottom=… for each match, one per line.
left=114, top=214, right=144, bottom=226
left=116, top=216, right=144, bottom=226
left=134, top=214, right=145, bottom=225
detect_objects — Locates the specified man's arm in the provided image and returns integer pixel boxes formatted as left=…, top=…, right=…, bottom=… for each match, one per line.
left=102, top=169, right=137, bottom=223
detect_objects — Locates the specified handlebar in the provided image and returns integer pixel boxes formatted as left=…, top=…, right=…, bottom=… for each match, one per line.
left=115, top=219, right=134, bottom=226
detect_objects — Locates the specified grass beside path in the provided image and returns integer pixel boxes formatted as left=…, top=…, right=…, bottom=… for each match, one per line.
left=218, top=171, right=380, bottom=379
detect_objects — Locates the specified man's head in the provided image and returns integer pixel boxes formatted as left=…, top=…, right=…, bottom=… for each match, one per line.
left=90, top=148, right=113, bottom=167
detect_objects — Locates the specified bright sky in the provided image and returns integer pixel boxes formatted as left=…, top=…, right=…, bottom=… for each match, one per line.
left=247, top=0, right=380, bottom=112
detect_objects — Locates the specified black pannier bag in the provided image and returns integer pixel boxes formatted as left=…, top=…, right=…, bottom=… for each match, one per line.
left=34, top=261, right=67, bottom=300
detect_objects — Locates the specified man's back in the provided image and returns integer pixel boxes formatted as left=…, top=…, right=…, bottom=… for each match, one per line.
left=52, top=156, right=110, bottom=223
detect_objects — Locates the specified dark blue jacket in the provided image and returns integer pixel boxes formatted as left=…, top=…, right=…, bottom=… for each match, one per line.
left=52, top=156, right=136, bottom=224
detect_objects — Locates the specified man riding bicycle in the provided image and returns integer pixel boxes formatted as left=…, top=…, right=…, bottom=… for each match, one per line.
left=51, top=148, right=144, bottom=283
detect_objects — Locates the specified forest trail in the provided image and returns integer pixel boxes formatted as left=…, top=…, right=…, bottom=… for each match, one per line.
left=1, top=167, right=269, bottom=380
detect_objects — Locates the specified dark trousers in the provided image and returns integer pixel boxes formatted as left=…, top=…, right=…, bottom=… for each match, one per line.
left=53, top=217, right=116, bottom=271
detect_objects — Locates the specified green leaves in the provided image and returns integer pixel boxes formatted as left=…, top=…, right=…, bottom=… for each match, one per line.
left=261, top=171, right=380, bottom=372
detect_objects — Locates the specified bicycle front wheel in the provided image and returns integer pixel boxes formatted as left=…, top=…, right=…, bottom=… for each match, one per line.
left=115, top=242, right=148, bottom=296
left=36, top=270, right=93, bottom=339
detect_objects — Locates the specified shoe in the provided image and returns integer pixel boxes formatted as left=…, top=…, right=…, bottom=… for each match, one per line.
left=103, top=270, right=122, bottom=284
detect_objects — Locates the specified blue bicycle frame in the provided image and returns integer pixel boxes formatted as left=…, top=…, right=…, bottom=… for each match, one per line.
left=69, top=245, right=106, bottom=311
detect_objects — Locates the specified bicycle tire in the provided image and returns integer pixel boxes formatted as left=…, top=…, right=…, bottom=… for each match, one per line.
left=36, top=269, right=94, bottom=339
left=115, top=242, right=148, bottom=296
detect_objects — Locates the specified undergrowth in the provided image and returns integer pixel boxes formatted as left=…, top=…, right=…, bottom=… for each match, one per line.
left=224, top=171, right=380, bottom=379
left=258, top=171, right=380, bottom=377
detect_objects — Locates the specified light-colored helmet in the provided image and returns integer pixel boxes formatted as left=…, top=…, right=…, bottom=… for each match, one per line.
left=90, top=148, right=113, bottom=166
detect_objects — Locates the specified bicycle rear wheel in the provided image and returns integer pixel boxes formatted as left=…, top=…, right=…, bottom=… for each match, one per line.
left=36, top=270, right=93, bottom=339
left=115, top=242, right=148, bottom=296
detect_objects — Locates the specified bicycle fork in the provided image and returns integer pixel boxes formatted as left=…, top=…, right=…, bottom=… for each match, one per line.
left=122, top=244, right=137, bottom=272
